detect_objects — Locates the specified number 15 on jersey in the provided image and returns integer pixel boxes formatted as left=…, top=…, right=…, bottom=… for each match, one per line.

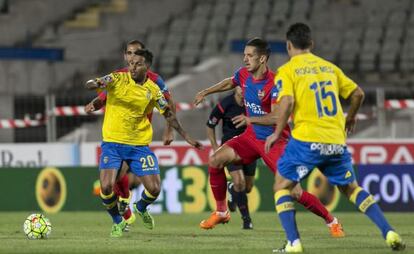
left=309, top=80, right=338, bottom=117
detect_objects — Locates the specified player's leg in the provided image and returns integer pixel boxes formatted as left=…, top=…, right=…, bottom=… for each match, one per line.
left=226, top=164, right=244, bottom=212
left=99, top=142, right=126, bottom=237
left=228, top=161, right=256, bottom=229
left=134, top=174, right=160, bottom=230
left=227, top=165, right=253, bottom=229
left=116, top=162, right=132, bottom=215
left=273, top=171, right=303, bottom=253
left=260, top=138, right=341, bottom=236
left=127, top=146, right=160, bottom=230
left=200, top=144, right=241, bottom=229
left=114, top=162, right=136, bottom=231
left=324, top=149, right=405, bottom=250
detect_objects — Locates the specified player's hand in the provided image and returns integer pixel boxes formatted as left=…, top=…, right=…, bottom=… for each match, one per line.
left=265, top=133, right=279, bottom=153
left=232, top=114, right=250, bottom=128
left=193, top=91, right=206, bottom=106
left=345, top=116, right=357, bottom=134
left=84, top=103, right=95, bottom=114
left=185, top=136, right=204, bottom=150
left=162, top=127, right=174, bottom=145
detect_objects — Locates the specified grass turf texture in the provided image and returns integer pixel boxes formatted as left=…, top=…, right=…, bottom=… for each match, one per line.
left=0, top=212, right=412, bottom=254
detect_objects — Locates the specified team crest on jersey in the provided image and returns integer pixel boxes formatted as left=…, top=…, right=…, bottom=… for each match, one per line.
left=146, top=90, right=151, bottom=100
left=102, top=74, right=113, bottom=84
left=257, top=89, right=265, bottom=100
left=208, top=117, right=218, bottom=125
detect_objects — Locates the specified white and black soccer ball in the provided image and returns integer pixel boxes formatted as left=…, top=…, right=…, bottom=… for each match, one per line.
left=23, top=213, right=52, bottom=239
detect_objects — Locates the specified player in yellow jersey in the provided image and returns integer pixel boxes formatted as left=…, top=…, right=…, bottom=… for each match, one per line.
left=85, top=49, right=202, bottom=237
left=265, top=23, right=405, bottom=252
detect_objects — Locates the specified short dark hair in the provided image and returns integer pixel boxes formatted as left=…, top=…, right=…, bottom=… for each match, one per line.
left=135, top=49, right=153, bottom=66
left=246, top=37, right=271, bottom=60
left=286, top=23, right=312, bottom=50
left=124, top=39, right=146, bottom=52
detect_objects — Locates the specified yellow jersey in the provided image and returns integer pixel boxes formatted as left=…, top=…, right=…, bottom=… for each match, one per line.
left=96, top=69, right=168, bottom=146
left=275, top=53, right=358, bottom=145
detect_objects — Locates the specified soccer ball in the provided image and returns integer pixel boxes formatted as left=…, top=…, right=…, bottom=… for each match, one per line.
left=23, top=213, right=52, bottom=239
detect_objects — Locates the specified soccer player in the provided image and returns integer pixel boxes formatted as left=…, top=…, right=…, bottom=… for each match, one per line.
left=265, top=23, right=405, bottom=252
left=194, top=38, right=344, bottom=238
left=85, top=49, right=202, bottom=237
left=206, top=86, right=257, bottom=229
left=84, top=39, right=175, bottom=230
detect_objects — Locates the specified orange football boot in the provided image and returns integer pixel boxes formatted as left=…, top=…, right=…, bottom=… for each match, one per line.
left=200, top=211, right=231, bottom=229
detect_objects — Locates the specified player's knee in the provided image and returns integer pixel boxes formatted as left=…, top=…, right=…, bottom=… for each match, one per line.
left=233, top=180, right=246, bottom=192
left=100, top=183, right=114, bottom=195
left=338, top=182, right=359, bottom=198
left=146, top=183, right=161, bottom=197
left=290, top=188, right=303, bottom=200
left=245, top=183, right=253, bottom=193
left=208, top=154, right=225, bottom=168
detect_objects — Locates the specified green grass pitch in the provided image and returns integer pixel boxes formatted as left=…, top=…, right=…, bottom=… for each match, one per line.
left=0, top=212, right=412, bottom=254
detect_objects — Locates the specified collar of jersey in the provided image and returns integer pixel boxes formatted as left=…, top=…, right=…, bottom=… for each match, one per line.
left=249, top=67, right=270, bottom=83
left=291, top=52, right=313, bottom=61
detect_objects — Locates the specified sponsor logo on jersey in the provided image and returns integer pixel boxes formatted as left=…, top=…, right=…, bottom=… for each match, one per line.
left=257, top=89, right=265, bottom=100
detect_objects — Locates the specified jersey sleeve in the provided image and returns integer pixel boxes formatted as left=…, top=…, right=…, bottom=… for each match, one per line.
left=155, top=76, right=171, bottom=99
left=206, top=103, right=225, bottom=128
left=335, top=67, right=358, bottom=99
left=95, top=72, right=121, bottom=90
left=231, top=68, right=242, bottom=86
left=153, top=88, right=169, bottom=115
left=97, top=91, right=107, bottom=101
left=270, top=82, right=280, bottom=105
left=274, top=66, right=294, bottom=102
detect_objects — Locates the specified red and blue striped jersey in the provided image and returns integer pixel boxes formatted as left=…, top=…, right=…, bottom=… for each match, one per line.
left=231, top=67, right=290, bottom=141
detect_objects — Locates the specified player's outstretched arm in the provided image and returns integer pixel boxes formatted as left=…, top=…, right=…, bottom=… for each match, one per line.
left=85, top=79, right=105, bottom=90
left=206, top=126, right=219, bottom=151
left=84, top=96, right=105, bottom=114
left=162, top=108, right=203, bottom=149
left=345, top=87, right=365, bottom=134
left=163, top=96, right=176, bottom=145
left=193, top=78, right=234, bottom=106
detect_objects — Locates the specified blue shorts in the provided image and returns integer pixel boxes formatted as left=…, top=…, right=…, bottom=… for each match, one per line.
left=277, top=138, right=355, bottom=185
left=99, top=142, right=160, bottom=176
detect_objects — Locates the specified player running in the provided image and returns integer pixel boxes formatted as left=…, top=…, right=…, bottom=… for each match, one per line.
left=85, top=49, right=202, bottom=237
left=265, top=23, right=405, bottom=252
left=206, top=87, right=257, bottom=229
left=85, top=39, right=176, bottom=231
left=194, top=38, right=344, bottom=238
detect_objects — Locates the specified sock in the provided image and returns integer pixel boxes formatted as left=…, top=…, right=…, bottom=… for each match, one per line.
left=115, top=175, right=130, bottom=198
left=350, top=187, right=393, bottom=238
left=232, top=187, right=250, bottom=219
left=208, top=166, right=227, bottom=212
left=100, top=191, right=122, bottom=224
left=275, top=190, right=300, bottom=243
left=123, top=207, right=132, bottom=220
left=136, top=189, right=158, bottom=213
left=297, top=191, right=333, bottom=223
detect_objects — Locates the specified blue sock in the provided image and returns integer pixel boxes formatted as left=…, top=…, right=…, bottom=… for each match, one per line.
left=100, top=191, right=122, bottom=224
left=275, top=190, right=300, bottom=243
left=136, top=189, right=157, bottom=213
left=350, top=187, right=393, bottom=238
